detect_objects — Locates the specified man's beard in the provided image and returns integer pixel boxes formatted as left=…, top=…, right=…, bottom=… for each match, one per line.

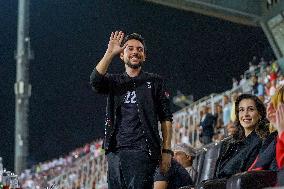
left=125, top=61, right=143, bottom=69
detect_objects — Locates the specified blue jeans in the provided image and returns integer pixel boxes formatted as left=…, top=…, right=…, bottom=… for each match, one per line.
left=107, top=149, right=158, bottom=189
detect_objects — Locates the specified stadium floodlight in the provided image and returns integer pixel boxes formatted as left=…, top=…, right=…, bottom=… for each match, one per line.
left=14, top=0, right=33, bottom=174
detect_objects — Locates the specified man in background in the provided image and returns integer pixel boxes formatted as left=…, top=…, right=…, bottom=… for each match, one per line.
left=154, top=143, right=197, bottom=189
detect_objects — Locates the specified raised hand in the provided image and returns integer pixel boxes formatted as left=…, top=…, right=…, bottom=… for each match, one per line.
left=95, top=31, right=127, bottom=75
left=276, top=103, right=284, bottom=135
left=106, top=31, right=126, bottom=56
left=267, top=102, right=276, bottom=125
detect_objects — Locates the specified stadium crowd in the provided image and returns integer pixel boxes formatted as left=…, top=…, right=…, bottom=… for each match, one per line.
left=172, top=56, right=282, bottom=147
left=171, top=56, right=284, bottom=188
left=18, top=139, right=107, bottom=189
left=0, top=56, right=282, bottom=189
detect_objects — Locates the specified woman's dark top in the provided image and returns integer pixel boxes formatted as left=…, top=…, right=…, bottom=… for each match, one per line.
left=215, top=130, right=262, bottom=179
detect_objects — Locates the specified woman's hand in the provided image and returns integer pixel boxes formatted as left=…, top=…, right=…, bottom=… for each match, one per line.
left=276, top=103, right=284, bottom=135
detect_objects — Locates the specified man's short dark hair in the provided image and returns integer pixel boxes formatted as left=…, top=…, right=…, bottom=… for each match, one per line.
left=121, top=33, right=146, bottom=51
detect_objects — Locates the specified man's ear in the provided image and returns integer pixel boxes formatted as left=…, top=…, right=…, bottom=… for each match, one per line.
left=120, top=52, right=124, bottom=60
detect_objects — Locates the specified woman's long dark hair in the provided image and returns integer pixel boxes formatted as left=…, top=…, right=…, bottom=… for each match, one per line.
left=233, top=94, right=269, bottom=140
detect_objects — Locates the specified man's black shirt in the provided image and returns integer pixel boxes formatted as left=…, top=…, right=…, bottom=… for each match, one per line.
left=115, top=89, right=147, bottom=150
left=90, top=69, right=173, bottom=160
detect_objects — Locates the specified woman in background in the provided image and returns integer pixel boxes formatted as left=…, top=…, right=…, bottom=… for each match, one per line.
left=266, top=86, right=284, bottom=169
left=215, top=94, right=270, bottom=179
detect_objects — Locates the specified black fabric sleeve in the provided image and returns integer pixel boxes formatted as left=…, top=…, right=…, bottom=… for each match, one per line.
left=156, top=76, right=173, bottom=122
left=90, top=68, right=111, bottom=94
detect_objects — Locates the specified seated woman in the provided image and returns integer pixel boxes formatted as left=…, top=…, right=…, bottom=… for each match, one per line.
left=276, top=105, right=284, bottom=168
left=276, top=103, right=284, bottom=186
left=266, top=85, right=284, bottom=169
left=233, top=85, right=284, bottom=188
left=214, top=94, right=270, bottom=179
left=197, top=94, right=270, bottom=189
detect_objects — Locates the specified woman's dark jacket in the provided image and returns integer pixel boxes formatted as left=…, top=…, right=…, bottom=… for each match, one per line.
left=90, top=69, right=173, bottom=160
left=215, top=130, right=263, bottom=179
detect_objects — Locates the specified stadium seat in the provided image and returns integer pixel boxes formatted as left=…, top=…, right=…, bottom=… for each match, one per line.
left=196, top=178, right=227, bottom=189
left=184, top=141, right=223, bottom=189
left=194, top=150, right=205, bottom=185
left=226, top=170, right=277, bottom=189
left=197, top=143, right=222, bottom=183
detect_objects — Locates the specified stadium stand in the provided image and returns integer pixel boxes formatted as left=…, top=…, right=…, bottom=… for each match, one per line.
left=19, top=139, right=107, bottom=189
left=7, top=56, right=283, bottom=189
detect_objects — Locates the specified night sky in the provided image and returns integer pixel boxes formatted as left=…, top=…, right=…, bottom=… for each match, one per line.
left=1, top=0, right=273, bottom=171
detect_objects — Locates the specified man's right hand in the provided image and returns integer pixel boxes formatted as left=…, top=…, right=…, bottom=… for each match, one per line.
left=95, top=31, right=126, bottom=75
left=106, top=31, right=126, bottom=56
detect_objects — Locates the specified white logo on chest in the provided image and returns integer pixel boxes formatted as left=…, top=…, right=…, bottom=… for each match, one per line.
left=124, top=91, right=137, bottom=103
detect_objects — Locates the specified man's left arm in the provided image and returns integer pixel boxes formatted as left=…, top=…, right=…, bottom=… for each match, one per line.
left=160, top=121, right=172, bottom=174
left=156, top=76, right=173, bottom=173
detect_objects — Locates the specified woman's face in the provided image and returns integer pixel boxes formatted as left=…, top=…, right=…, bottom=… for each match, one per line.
left=238, top=99, right=261, bottom=130
left=267, top=101, right=276, bottom=125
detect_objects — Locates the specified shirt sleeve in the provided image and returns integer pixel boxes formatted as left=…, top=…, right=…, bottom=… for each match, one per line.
left=156, top=76, right=173, bottom=122
left=277, top=132, right=284, bottom=169
left=90, top=68, right=111, bottom=94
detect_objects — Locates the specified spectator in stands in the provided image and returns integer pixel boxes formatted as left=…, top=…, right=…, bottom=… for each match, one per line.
left=90, top=31, right=173, bottom=189
left=213, top=104, right=225, bottom=140
left=278, top=75, right=284, bottom=87
left=259, top=57, right=267, bottom=82
left=242, top=75, right=252, bottom=93
left=275, top=105, right=284, bottom=186
left=265, top=81, right=271, bottom=97
left=232, top=77, right=238, bottom=90
left=245, top=85, right=284, bottom=186
left=251, top=56, right=258, bottom=66
left=271, top=59, right=279, bottom=74
left=269, top=71, right=278, bottom=82
left=199, top=105, right=215, bottom=144
left=269, top=79, right=277, bottom=96
left=259, top=57, right=267, bottom=70
left=230, top=92, right=238, bottom=123
left=239, top=75, right=245, bottom=86
left=214, top=104, right=223, bottom=128
left=265, top=85, right=284, bottom=169
left=251, top=75, right=265, bottom=102
left=215, top=94, right=269, bottom=179
left=153, top=143, right=196, bottom=189
left=222, top=95, right=231, bottom=128
left=249, top=61, right=256, bottom=74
